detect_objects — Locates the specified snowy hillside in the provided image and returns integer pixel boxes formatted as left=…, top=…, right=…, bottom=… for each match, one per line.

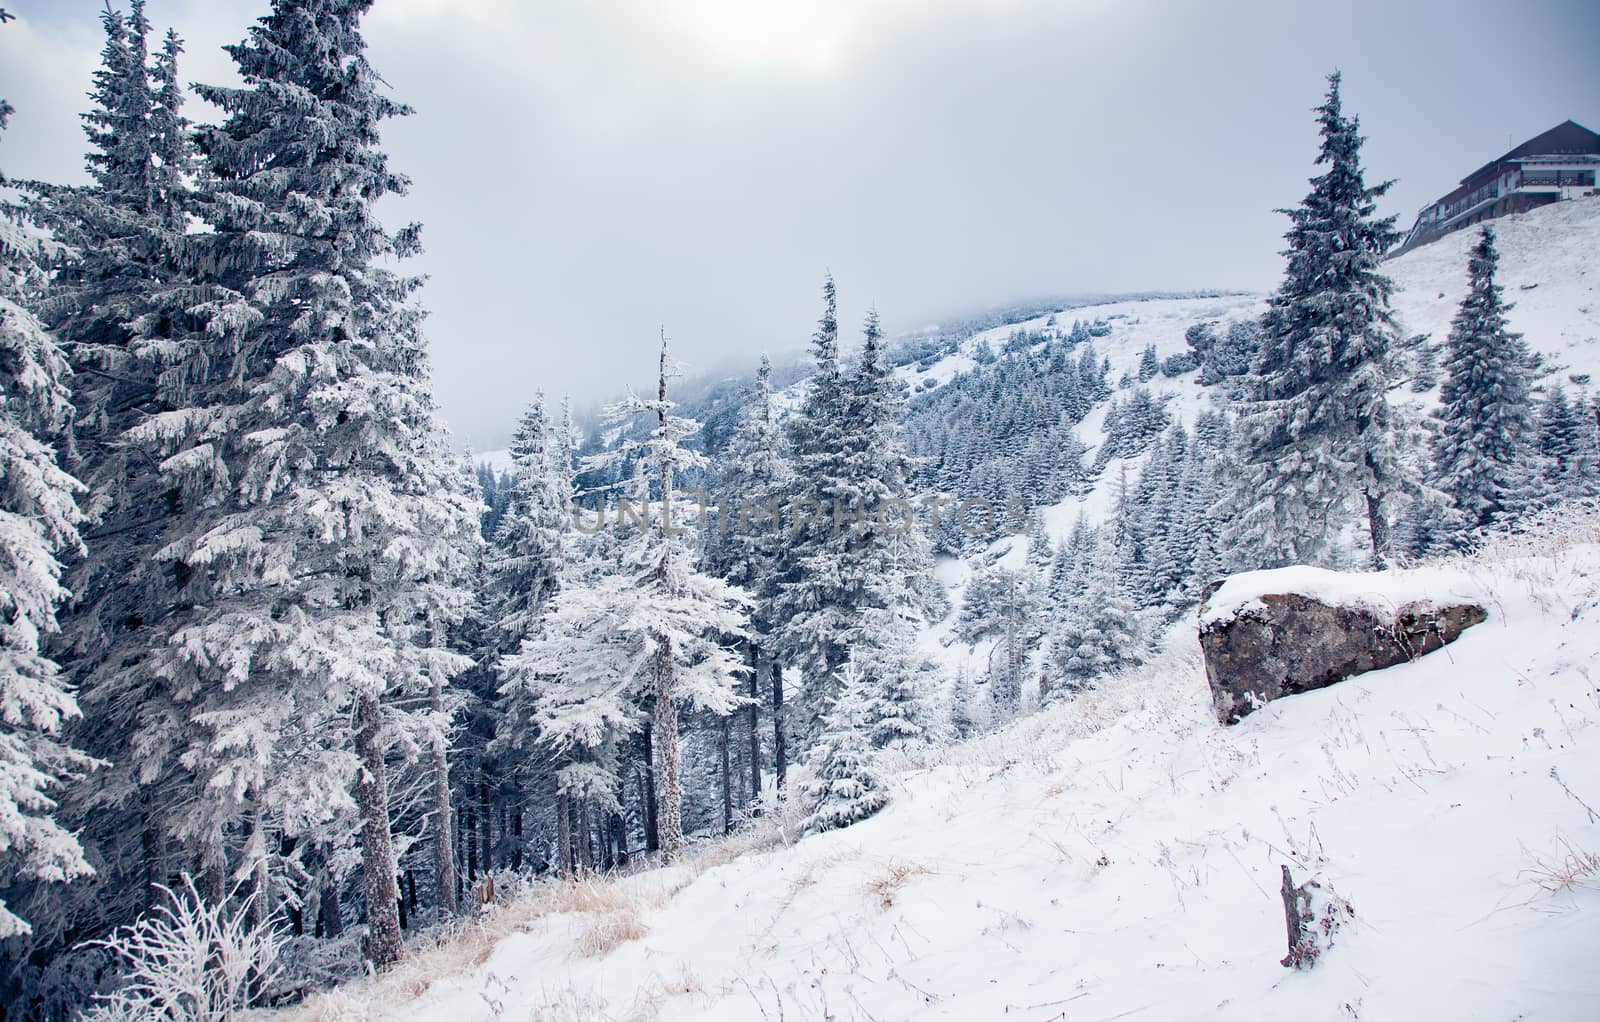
left=272, top=510, right=1600, bottom=1022
left=1387, top=196, right=1600, bottom=383
left=908, top=195, right=1600, bottom=550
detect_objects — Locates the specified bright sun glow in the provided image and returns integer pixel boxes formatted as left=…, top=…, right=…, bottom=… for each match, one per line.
left=671, top=0, right=861, bottom=71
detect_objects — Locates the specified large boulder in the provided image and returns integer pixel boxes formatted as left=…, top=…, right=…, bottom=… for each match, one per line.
left=1197, top=565, right=1487, bottom=724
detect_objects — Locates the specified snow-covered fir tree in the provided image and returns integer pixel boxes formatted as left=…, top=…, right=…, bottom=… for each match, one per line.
left=109, top=0, right=483, bottom=968
left=1431, top=227, right=1541, bottom=534
left=1538, top=385, right=1600, bottom=499
left=502, top=338, right=749, bottom=860
left=1045, top=538, right=1143, bottom=695
left=4, top=4, right=216, bottom=986
left=1225, top=72, right=1404, bottom=568
left=956, top=564, right=1044, bottom=719
left=488, top=394, right=570, bottom=649
left=947, top=666, right=983, bottom=741
left=801, top=658, right=888, bottom=834
left=853, top=609, right=940, bottom=750
left=776, top=285, right=939, bottom=743
left=0, top=71, right=95, bottom=939
left=1137, top=343, right=1160, bottom=382
left=707, top=355, right=794, bottom=792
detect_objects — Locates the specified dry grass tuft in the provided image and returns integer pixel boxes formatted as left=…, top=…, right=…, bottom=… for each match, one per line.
left=573, top=907, right=649, bottom=958
left=547, top=876, right=644, bottom=915
left=1523, top=836, right=1600, bottom=896
left=864, top=860, right=934, bottom=909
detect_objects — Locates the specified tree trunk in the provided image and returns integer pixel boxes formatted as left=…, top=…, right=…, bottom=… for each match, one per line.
left=748, top=643, right=762, bottom=806
left=464, top=799, right=478, bottom=881
left=579, top=796, right=596, bottom=873
left=479, top=773, right=493, bottom=874
left=652, top=634, right=686, bottom=857
left=249, top=798, right=272, bottom=930
left=319, top=854, right=344, bottom=939
left=355, top=691, right=404, bottom=970
left=611, top=810, right=629, bottom=868
left=197, top=826, right=227, bottom=908
left=1365, top=488, right=1390, bottom=567
left=140, top=800, right=160, bottom=915
left=555, top=790, right=572, bottom=877
left=641, top=725, right=660, bottom=852
left=772, top=655, right=788, bottom=792
left=512, top=800, right=524, bottom=872
left=719, top=712, right=733, bottom=835
left=429, top=666, right=458, bottom=915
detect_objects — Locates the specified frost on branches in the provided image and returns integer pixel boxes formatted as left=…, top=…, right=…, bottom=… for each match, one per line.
left=499, top=337, right=749, bottom=860
left=95, top=0, right=480, bottom=969
left=1431, top=227, right=1541, bottom=533
left=0, top=34, right=95, bottom=940
left=802, top=658, right=889, bottom=835
left=1226, top=72, right=1404, bottom=569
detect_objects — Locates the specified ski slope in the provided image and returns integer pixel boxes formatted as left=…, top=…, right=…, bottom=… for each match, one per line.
left=273, top=513, right=1600, bottom=1022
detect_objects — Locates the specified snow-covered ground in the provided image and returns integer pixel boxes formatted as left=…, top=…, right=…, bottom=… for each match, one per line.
left=271, top=510, right=1600, bottom=1022
left=363, top=199, right=1600, bottom=1022
left=1387, top=196, right=1600, bottom=383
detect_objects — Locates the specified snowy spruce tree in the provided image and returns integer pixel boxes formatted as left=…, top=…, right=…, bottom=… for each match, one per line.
left=502, top=338, right=749, bottom=860
left=1431, top=227, right=1541, bottom=534
left=956, top=565, right=1044, bottom=719
left=488, top=394, right=571, bottom=649
left=777, top=285, right=940, bottom=743
left=111, top=0, right=483, bottom=968
left=1045, top=539, right=1142, bottom=695
left=1538, top=386, right=1600, bottom=500
left=1226, top=72, right=1404, bottom=569
left=0, top=69, right=95, bottom=939
left=801, top=658, right=889, bottom=835
left=707, top=355, right=794, bottom=791
left=2, top=3, right=218, bottom=983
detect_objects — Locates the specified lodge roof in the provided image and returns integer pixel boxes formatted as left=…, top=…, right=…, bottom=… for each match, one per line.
left=1461, top=119, right=1600, bottom=186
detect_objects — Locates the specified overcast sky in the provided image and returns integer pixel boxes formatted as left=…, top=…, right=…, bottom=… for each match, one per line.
left=2, top=0, right=1597, bottom=447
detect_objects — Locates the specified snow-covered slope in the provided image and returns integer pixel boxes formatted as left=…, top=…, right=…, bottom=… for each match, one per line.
left=1387, top=196, right=1600, bottom=382
left=933, top=195, right=1600, bottom=554
left=273, top=513, right=1600, bottom=1022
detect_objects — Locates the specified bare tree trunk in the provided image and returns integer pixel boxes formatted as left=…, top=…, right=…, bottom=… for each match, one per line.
left=512, top=799, right=524, bottom=871
left=555, top=790, right=572, bottom=876
left=1365, top=488, right=1390, bottom=567
left=719, top=712, right=733, bottom=834
left=747, top=643, right=762, bottom=806
left=772, top=655, right=788, bottom=792
left=429, top=661, right=458, bottom=915
left=355, top=691, right=404, bottom=969
left=642, top=724, right=660, bottom=852
left=319, top=848, right=344, bottom=939
left=653, top=635, right=686, bottom=857
left=479, top=773, right=493, bottom=874
left=248, top=797, right=271, bottom=930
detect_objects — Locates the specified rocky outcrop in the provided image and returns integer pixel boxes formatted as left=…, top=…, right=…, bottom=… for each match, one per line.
left=1198, top=582, right=1486, bottom=725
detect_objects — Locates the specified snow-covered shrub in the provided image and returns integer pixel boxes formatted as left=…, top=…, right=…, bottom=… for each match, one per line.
left=79, top=877, right=282, bottom=1022
left=1161, top=350, right=1199, bottom=376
